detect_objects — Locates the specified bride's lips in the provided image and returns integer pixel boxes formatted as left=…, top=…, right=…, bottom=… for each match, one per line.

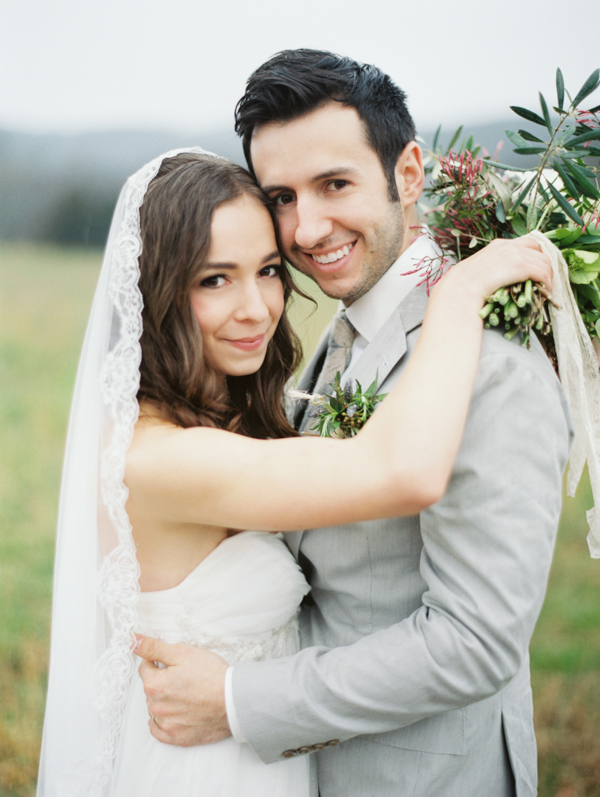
left=225, top=334, right=266, bottom=351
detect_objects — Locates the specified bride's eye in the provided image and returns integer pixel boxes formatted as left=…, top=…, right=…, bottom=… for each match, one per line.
left=260, top=264, right=282, bottom=278
left=200, top=274, right=227, bottom=288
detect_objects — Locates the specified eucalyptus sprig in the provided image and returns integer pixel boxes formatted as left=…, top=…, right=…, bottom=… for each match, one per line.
left=420, top=67, right=600, bottom=348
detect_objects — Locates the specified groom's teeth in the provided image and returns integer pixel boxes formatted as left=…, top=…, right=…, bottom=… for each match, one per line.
left=312, top=244, right=353, bottom=264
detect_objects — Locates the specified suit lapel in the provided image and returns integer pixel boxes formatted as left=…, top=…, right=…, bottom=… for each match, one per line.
left=346, top=282, right=430, bottom=391
left=293, top=329, right=330, bottom=430
left=289, top=284, right=429, bottom=556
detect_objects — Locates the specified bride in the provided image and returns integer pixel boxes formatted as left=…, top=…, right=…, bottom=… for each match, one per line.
left=36, top=148, right=551, bottom=796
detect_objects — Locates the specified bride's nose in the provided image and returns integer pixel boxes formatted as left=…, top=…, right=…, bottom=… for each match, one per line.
left=233, top=282, right=270, bottom=323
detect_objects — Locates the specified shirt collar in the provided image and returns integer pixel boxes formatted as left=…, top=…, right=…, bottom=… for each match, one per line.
left=345, top=227, right=438, bottom=344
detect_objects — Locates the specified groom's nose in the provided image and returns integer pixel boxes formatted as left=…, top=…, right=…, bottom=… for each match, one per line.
left=294, top=196, right=334, bottom=250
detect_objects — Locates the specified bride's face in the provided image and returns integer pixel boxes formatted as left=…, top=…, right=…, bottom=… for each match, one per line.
left=190, top=194, right=285, bottom=378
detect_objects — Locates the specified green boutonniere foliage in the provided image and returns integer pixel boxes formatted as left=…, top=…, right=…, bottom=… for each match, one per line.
left=310, top=373, right=387, bottom=438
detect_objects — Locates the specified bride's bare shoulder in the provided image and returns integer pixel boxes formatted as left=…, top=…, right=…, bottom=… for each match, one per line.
left=125, top=408, right=229, bottom=488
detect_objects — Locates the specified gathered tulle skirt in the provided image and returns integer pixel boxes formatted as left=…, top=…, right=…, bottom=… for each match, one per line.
left=111, top=664, right=310, bottom=796
left=110, top=532, right=312, bottom=796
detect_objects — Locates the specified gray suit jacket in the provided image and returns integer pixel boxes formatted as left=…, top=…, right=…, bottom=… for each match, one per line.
left=232, top=285, right=573, bottom=797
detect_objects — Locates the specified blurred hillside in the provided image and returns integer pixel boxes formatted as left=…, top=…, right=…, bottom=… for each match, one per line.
left=0, top=120, right=534, bottom=248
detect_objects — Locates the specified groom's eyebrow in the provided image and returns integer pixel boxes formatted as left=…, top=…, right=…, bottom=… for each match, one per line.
left=313, top=166, right=359, bottom=182
left=261, top=166, right=359, bottom=194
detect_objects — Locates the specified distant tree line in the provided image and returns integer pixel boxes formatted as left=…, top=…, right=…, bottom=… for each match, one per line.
left=0, top=123, right=527, bottom=249
left=43, top=187, right=117, bottom=247
left=0, top=127, right=246, bottom=249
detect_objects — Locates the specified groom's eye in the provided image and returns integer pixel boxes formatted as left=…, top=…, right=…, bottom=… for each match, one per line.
left=274, top=193, right=295, bottom=207
left=327, top=180, right=349, bottom=191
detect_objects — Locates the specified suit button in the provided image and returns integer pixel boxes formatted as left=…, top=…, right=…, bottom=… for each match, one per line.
left=281, top=750, right=297, bottom=759
left=312, top=743, right=326, bottom=751
left=325, top=739, right=340, bottom=747
left=297, top=746, right=311, bottom=755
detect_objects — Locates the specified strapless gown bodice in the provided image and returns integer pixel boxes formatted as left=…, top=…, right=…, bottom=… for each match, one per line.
left=111, top=532, right=311, bottom=796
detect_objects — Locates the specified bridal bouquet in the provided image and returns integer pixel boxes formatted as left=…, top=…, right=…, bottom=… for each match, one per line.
left=417, top=68, right=600, bottom=557
left=418, top=67, right=600, bottom=353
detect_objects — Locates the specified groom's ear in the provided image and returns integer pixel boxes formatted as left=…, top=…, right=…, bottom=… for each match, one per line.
left=394, top=141, right=424, bottom=209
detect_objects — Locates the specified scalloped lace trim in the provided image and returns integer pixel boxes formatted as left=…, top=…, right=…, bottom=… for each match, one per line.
left=59, top=148, right=213, bottom=796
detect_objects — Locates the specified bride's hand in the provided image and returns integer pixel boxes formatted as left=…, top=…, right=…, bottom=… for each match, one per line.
left=135, top=634, right=231, bottom=746
left=437, top=237, right=553, bottom=308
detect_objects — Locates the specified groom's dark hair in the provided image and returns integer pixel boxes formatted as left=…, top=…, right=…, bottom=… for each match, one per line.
left=234, top=48, right=416, bottom=201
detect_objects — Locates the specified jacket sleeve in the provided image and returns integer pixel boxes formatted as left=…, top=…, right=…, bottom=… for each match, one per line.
left=231, top=338, right=573, bottom=764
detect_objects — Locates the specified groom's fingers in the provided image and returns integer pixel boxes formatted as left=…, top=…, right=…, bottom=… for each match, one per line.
left=134, top=634, right=179, bottom=666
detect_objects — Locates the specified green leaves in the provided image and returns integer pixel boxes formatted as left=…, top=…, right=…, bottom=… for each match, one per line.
left=513, top=146, right=548, bottom=155
left=564, top=160, right=600, bottom=200
left=547, top=182, right=584, bottom=224
left=507, top=68, right=600, bottom=223
left=519, top=129, right=545, bottom=143
left=312, top=373, right=386, bottom=438
left=447, top=126, right=463, bottom=152
left=510, top=105, right=546, bottom=126
left=423, top=66, right=600, bottom=345
left=552, top=159, right=581, bottom=200
left=540, top=93, right=553, bottom=134
left=573, top=69, right=600, bottom=108
left=556, top=68, right=565, bottom=112
left=511, top=173, right=537, bottom=213
left=564, top=249, right=600, bottom=285
left=565, top=129, right=600, bottom=148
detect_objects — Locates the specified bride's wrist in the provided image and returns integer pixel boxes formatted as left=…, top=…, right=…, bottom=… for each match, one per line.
left=431, top=267, right=488, bottom=315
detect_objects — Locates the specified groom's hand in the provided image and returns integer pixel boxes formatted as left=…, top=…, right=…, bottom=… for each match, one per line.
left=135, top=635, right=231, bottom=746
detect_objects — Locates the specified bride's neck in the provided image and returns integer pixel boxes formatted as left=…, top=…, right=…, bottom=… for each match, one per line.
left=137, top=400, right=177, bottom=427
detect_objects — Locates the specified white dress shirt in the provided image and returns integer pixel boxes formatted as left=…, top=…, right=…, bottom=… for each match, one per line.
left=225, top=228, right=433, bottom=743
left=343, top=228, right=435, bottom=378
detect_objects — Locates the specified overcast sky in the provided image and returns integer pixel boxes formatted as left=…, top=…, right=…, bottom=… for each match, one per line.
left=1, top=0, right=599, bottom=137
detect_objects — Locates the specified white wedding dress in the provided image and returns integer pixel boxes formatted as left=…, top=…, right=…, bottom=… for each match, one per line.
left=110, top=531, right=311, bottom=796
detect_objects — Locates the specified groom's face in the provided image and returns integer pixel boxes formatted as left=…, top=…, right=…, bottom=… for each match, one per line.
left=250, top=102, right=418, bottom=305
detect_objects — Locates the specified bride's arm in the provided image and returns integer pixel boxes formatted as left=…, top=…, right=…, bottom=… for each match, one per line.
left=126, top=238, right=551, bottom=532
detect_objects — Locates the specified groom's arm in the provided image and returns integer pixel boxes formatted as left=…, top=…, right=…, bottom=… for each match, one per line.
left=228, top=335, right=572, bottom=763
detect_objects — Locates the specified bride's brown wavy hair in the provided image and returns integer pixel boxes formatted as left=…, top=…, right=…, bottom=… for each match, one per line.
left=137, top=152, right=303, bottom=438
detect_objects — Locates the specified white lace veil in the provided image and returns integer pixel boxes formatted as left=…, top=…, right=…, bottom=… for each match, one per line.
left=37, top=147, right=214, bottom=796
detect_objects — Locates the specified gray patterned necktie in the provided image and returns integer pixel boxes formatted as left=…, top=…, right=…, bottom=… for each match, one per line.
left=300, top=310, right=356, bottom=433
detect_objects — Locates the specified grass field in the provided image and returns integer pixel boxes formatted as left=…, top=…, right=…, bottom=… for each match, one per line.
left=1, top=242, right=599, bottom=796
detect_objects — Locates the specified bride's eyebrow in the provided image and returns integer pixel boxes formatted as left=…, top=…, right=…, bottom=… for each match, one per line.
left=205, top=252, right=281, bottom=270
left=203, top=262, right=237, bottom=270
left=262, top=251, right=281, bottom=263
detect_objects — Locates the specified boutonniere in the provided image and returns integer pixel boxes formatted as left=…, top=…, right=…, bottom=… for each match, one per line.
left=289, top=372, right=387, bottom=438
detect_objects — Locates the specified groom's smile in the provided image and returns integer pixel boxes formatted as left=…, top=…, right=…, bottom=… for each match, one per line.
left=310, top=241, right=356, bottom=267
left=250, top=101, right=418, bottom=305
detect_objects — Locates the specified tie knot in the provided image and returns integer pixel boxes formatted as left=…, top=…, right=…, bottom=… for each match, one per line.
left=331, top=311, right=355, bottom=349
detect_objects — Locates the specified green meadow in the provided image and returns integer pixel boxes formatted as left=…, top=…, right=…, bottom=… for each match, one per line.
left=1, top=243, right=599, bottom=796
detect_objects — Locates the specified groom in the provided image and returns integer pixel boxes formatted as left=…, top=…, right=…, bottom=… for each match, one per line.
left=136, top=50, right=572, bottom=796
